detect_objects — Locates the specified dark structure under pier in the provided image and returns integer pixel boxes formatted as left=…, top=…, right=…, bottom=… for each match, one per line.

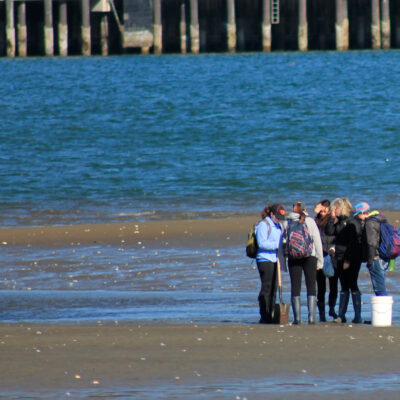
left=0, top=0, right=399, bottom=56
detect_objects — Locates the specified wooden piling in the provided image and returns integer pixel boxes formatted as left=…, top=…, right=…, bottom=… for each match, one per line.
left=17, top=2, right=27, bottom=57
left=5, top=0, right=15, bottom=57
left=227, top=0, right=236, bottom=52
left=100, top=14, right=109, bottom=56
left=262, top=0, right=271, bottom=52
left=190, top=0, right=199, bottom=53
left=81, top=0, right=91, bottom=55
left=180, top=2, right=187, bottom=54
left=371, top=0, right=381, bottom=49
left=298, top=0, right=308, bottom=51
left=58, top=1, right=68, bottom=56
left=381, top=0, right=390, bottom=50
left=335, top=0, right=348, bottom=51
left=153, top=0, right=162, bottom=54
left=44, top=0, right=54, bottom=56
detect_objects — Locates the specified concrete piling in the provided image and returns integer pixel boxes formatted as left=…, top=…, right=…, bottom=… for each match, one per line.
left=44, top=0, right=54, bottom=56
left=190, top=0, right=199, bottom=53
left=227, top=0, right=236, bottom=53
left=381, top=0, right=391, bottom=50
left=298, top=0, right=308, bottom=51
left=58, top=1, right=68, bottom=56
left=371, top=0, right=381, bottom=49
left=17, top=2, right=27, bottom=57
left=262, top=0, right=271, bottom=52
left=81, top=0, right=91, bottom=55
left=5, top=0, right=16, bottom=57
left=180, top=2, right=187, bottom=54
left=153, top=0, right=162, bottom=54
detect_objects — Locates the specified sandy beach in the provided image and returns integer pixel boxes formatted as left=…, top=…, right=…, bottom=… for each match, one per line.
left=1, top=212, right=400, bottom=398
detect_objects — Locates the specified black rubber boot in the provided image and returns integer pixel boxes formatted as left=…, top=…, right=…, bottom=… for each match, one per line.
left=317, top=301, right=326, bottom=322
left=335, top=291, right=350, bottom=323
left=351, top=291, right=362, bottom=323
left=308, top=296, right=316, bottom=324
left=328, top=296, right=338, bottom=319
left=291, top=296, right=301, bottom=325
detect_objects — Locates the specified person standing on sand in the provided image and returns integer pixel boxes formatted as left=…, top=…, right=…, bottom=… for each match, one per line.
left=255, top=204, right=286, bottom=324
left=326, top=198, right=364, bottom=324
left=361, top=206, right=389, bottom=296
left=284, top=202, right=323, bottom=325
left=314, top=200, right=337, bottom=321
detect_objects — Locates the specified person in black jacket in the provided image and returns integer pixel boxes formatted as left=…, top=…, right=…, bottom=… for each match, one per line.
left=326, top=198, right=364, bottom=323
left=362, top=208, right=388, bottom=296
left=314, top=200, right=337, bottom=321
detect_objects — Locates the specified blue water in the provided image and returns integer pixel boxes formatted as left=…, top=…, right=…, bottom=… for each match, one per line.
left=1, top=51, right=400, bottom=227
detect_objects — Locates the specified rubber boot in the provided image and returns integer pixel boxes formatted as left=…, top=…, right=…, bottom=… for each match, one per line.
left=328, top=298, right=338, bottom=319
left=335, top=291, right=350, bottom=323
left=317, top=301, right=326, bottom=322
left=308, top=296, right=316, bottom=324
left=291, top=296, right=301, bottom=325
left=351, top=291, right=362, bottom=323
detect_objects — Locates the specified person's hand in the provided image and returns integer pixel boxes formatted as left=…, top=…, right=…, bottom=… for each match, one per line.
left=343, top=261, right=350, bottom=270
left=329, top=246, right=335, bottom=255
left=316, top=265, right=323, bottom=270
left=314, top=204, right=322, bottom=214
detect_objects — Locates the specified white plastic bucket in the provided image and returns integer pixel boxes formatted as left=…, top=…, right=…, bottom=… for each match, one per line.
left=371, top=296, right=393, bottom=327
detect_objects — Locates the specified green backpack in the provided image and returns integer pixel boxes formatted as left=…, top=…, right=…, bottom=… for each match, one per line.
left=246, top=220, right=271, bottom=259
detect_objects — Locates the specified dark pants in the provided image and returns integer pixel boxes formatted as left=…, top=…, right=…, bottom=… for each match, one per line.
left=257, top=260, right=278, bottom=323
left=337, top=258, right=361, bottom=292
left=316, top=268, right=339, bottom=306
left=288, top=256, right=317, bottom=297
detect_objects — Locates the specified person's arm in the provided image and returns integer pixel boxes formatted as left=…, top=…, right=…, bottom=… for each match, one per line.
left=307, top=218, right=324, bottom=269
left=365, top=219, right=380, bottom=264
left=255, top=219, right=280, bottom=251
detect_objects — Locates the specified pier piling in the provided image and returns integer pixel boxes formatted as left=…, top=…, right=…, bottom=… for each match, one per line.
left=262, top=0, right=271, bottom=52
left=81, top=0, right=91, bottom=55
left=17, top=2, right=27, bottom=57
left=381, top=0, right=390, bottom=49
left=44, top=0, right=54, bottom=56
left=298, top=0, right=308, bottom=51
left=153, top=0, right=162, bottom=54
left=190, top=0, right=199, bottom=53
left=5, top=0, right=15, bottom=57
left=227, top=0, right=237, bottom=52
left=58, top=1, right=68, bottom=56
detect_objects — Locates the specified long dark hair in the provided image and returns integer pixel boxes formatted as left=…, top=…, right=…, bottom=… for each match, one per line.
left=315, top=199, right=331, bottom=228
left=261, top=204, right=273, bottom=220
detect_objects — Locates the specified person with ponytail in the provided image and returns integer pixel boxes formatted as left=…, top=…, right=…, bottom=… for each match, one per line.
left=285, top=201, right=323, bottom=324
left=255, top=203, right=286, bottom=324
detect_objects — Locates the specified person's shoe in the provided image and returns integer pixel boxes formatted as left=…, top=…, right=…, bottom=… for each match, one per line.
left=328, top=306, right=338, bottom=319
left=337, top=291, right=350, bottom=323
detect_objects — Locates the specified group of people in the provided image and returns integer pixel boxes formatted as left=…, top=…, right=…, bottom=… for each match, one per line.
left=255, top=198, right=390, bottom=325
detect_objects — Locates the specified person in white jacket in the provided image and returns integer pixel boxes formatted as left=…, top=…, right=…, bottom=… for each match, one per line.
left=284, top=201, right=323, bottom=324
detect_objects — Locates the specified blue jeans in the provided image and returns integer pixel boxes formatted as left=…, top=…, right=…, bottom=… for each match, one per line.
left=367, top=258, right=388, bottom=296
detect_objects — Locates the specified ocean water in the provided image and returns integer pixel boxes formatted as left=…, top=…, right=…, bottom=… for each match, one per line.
left=1, top=51, right=400, bottom=227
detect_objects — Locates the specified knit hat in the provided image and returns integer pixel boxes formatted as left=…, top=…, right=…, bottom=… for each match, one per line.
left=271, top=203, right=286, bottom=220
left=354, top=201, right=370, bottom=216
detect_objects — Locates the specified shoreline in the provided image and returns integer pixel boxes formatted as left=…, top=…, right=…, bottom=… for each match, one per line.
left=0, top=210, right=399, bottom=248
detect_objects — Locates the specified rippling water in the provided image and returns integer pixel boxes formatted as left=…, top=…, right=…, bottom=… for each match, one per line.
left=1, top=51, right=400, bottom=226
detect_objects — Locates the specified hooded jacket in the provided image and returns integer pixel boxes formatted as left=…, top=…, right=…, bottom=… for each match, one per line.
left=285, top=211, right=324, bottom=269
left=363, top=211, right=385, bottom=264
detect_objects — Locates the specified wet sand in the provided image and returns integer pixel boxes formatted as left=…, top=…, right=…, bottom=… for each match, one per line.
left=1, top=322, right=400, bottom=396
left=1, top=212, right=400, bottom=397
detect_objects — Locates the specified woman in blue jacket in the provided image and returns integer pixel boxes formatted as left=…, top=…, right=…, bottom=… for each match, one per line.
left=255, top=203, right=286, bottom=323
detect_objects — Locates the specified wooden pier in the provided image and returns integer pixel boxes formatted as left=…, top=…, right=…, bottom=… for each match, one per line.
left=0, top=0, right=399, bottom=56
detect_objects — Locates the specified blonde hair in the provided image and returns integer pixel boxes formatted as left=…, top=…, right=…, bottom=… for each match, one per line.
left=331, top=197, right=352, bottom=217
